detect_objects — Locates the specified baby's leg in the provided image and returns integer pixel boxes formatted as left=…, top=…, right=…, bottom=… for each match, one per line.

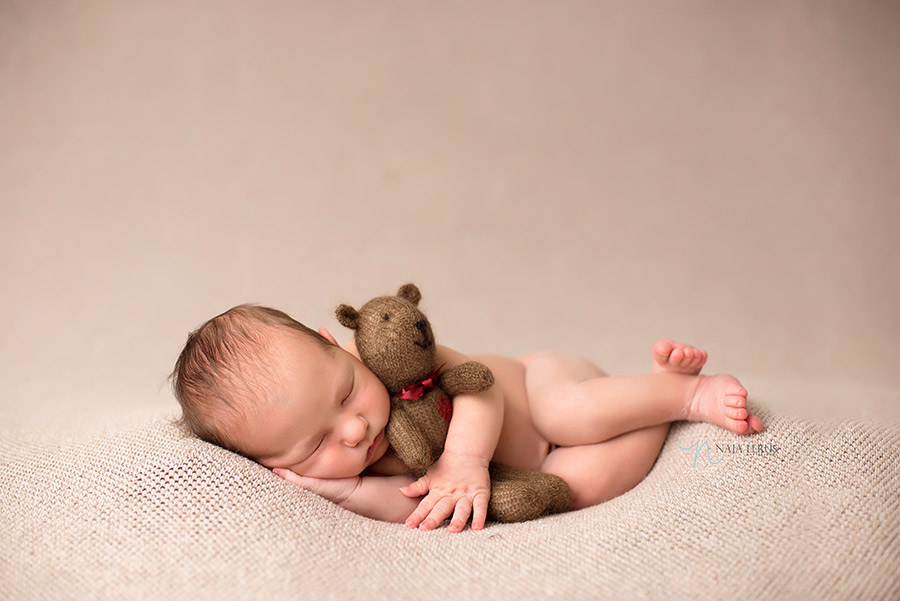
left=522, top=348, right=760, bottom=447
left=522, top=351, right=695, bottom=445
left=541, top=424, right=671, bottom=509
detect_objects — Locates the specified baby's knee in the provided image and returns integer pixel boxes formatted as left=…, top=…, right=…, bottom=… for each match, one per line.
left=566, top=472, right=621, bottom=510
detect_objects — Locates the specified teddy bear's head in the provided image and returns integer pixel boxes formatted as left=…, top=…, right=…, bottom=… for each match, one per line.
left=335, top=283, right=437, bottom=394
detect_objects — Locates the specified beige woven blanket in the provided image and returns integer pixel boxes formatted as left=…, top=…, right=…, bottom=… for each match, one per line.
left=2, top=398, right=898, bottom=601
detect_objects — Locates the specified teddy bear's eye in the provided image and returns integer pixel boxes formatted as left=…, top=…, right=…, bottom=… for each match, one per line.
left=382, top=314, right=390, bottom=321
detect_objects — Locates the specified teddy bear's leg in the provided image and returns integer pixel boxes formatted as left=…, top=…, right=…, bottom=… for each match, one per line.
left=487, top=464, right=550, bottom=523
left=487, top=463, right=573, bottom=523
left=518, top=469, right=573, bottom=515
left=385, top=407, right=434, bottom=473
left=439, top=362, right=495, bottom=397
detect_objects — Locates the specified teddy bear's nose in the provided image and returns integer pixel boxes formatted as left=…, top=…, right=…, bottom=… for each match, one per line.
left=414, top=319, right=433, bottom=349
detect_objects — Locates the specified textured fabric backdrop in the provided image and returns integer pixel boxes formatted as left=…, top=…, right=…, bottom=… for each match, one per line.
left=2, top=390, right=899, bottom=600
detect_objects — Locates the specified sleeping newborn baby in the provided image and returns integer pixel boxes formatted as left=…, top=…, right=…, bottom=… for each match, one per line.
left=171, top=302, right=763, bottom=533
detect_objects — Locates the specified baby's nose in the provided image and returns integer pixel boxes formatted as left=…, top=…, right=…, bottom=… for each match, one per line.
left=344, top=415, right=368, bottom=447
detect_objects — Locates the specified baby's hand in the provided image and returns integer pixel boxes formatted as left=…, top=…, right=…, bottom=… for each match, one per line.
left=399, top=451, right=491, bottom=532
left=273, top=468, right=361, bottom=506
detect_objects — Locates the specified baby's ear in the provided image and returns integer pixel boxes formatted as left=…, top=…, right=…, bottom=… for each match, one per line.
left=397, top=283, right=421, bottom=306
left=335, top=304, right=360, bottom=329
left=318, top=327, right=339, bottom=346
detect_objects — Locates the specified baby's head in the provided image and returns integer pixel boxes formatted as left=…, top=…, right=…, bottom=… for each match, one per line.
left=170, top=304, right=331, bottom=450
left=171, top=304, right=391, bottom=478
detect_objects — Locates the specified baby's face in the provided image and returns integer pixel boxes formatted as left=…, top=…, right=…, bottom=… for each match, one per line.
left=232, top=327, right=391, bottom=479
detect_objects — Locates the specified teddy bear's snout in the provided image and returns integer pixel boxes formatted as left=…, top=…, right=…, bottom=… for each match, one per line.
left=413, top=319, right=433, bottom=349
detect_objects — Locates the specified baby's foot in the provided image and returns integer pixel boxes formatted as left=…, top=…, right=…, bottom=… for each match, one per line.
left=652, top=340, right=708, bottom=375
left=687, top=374, right=763, bottom=434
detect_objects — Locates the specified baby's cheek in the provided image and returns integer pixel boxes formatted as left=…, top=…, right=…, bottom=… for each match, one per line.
left=375, top=388, right=391, bottom=421
left=363, top=376, right=389, bottom=409
left=304, top=450, right=355, bottom=480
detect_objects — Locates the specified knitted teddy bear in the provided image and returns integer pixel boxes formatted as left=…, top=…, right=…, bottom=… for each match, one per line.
left=336, top=283, right=572, bottom=523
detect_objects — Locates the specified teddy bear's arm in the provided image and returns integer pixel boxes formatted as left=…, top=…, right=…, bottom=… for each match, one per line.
left=385, top=405, right=435, bottom=473
left=439, top=361, right=495, bottom=397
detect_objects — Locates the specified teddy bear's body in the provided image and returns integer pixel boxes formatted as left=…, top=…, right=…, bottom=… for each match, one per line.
left=388, top=384, right=453, bottom=474
left=336, top=283, right=572, bottom=523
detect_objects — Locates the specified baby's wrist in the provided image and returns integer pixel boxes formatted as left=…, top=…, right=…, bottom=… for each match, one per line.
left=440, top=447, right=490, bottom=468
left=337, top=476, right=363, bottom=506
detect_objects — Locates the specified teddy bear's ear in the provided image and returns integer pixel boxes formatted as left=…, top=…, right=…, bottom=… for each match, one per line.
left=335, top=304, right=360, bottom=329
left=397, top=283, right=421, bottom=306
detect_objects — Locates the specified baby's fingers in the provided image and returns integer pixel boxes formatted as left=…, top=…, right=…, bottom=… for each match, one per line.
left=470, top=492, right=489, bottom=531
left=405, top=492, right=439, bottom=529
left=274, top=468, right=313, bottom=489
left=418, top=496, right=458, bottom=531
left=448, top=497, right=473, bottom=533
left=399, top=477, right=430, bottom=498
left=273, top=469, right=357, bottom=504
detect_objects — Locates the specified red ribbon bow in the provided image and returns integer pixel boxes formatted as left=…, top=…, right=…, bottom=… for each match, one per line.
left=399, top=363, right=446, bottom=400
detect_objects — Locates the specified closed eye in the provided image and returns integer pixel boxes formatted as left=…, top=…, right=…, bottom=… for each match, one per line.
left=341, top=373, right=355, bottom=406
left=287, top=435, right=324, bottom=468
left=303, top=435, right=325, bottom=463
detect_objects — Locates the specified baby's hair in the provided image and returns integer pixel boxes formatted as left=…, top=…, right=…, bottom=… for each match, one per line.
left=170, top=304, right=332, bottom=451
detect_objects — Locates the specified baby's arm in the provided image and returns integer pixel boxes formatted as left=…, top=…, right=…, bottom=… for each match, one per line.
left=399, top=344, right=505, bottom=532
left=274, top=469, right=419, bottom=524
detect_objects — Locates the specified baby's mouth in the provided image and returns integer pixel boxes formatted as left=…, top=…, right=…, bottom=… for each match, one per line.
left=366, top=431, right=384, bottom=463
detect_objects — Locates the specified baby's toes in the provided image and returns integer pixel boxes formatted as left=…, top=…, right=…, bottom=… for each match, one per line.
left=692, top=349, right=707, bottom=369
left=725, top=394, right=746, bottom=408
left=725, top=384, right=748, bottom=402
left=725, top=417, right=750, bottom=434
left=725, top=406, right=748, bottom=420
left=653, top=339, right=676, bottom=360
left=747, top=414, right=764, bottom=433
